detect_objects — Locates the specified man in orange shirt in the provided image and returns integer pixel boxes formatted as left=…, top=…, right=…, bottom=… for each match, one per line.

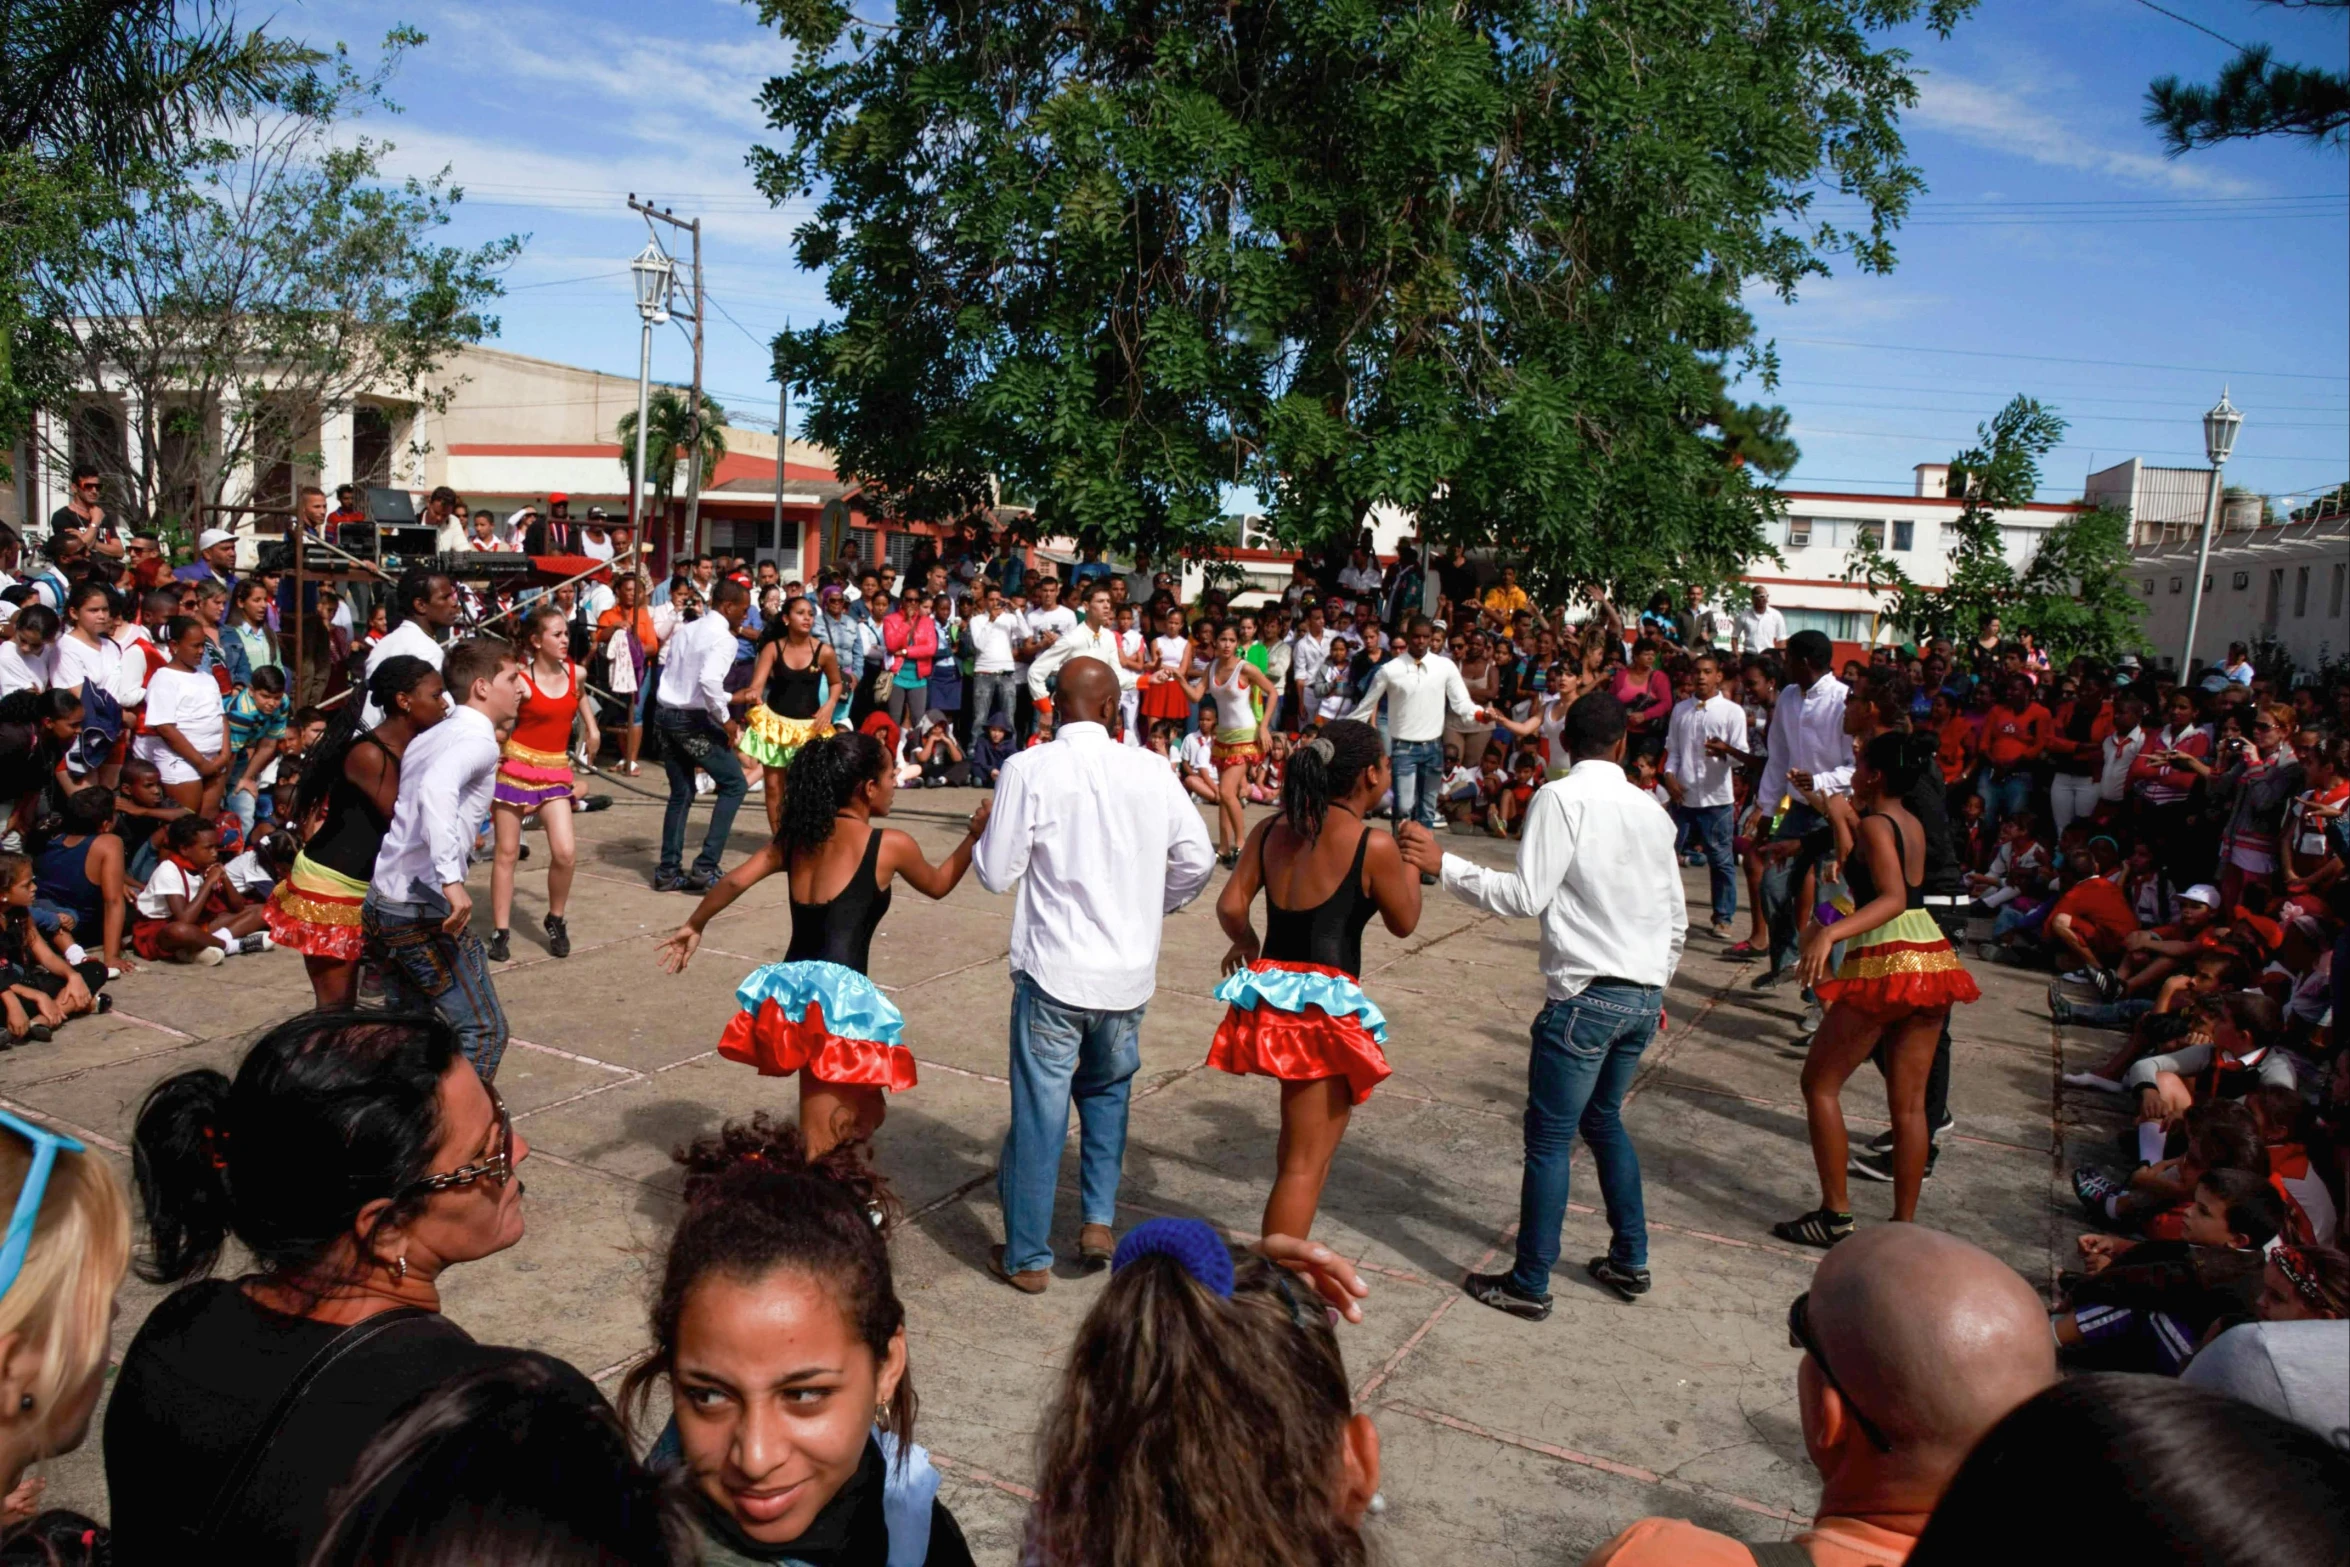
left=1583, top=1226, right=2055, bottom=1567
left=1975, top=673, right=2050, bottom=829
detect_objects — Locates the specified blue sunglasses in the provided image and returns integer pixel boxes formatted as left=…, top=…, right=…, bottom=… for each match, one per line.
left=0, top=1109, right=83, bottom=1304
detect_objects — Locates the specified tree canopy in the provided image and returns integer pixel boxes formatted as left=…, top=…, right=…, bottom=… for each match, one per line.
left=2147, top=2, right=2349, bottom=155
left=751, top=0, right=1972, bottom=591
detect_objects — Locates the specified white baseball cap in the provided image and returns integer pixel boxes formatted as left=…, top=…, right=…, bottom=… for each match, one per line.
left=2181, top=883, right=2222, bottom=908
left=196, top=527, right=236, bottom=551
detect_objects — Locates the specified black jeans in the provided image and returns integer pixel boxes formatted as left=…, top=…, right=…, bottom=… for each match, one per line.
left=653, top=705, right=748, bottom=880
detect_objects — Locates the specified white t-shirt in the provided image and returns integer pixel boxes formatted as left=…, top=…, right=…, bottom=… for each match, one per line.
left=1178, top=731, right=1214, bottom=775
left=140, top=667, right=226, bottom=754
left=0, top=641, right=55, bottom=697
left=1021, top=606, right=1076, bottom=663
left=1338, top=563, right=1384, bottom=597
left=135, top=858, right=202, bottom=921
left=967, top=610, right=1022, bottom=674
left=1733, top=605, right=1787, bottom=654
left=224, top=849, right=275, bottom=897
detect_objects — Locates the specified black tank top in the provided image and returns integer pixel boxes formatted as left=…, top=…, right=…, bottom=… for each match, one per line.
left=785, top=826, right=892, bottom=973
left=305, top=734, right=396, bottom=881
left=1262, top=823, right=1376, bottom=978
left=1845, top=811, right=1925, bottom=912
left=765, top=642, right=825, bottom=720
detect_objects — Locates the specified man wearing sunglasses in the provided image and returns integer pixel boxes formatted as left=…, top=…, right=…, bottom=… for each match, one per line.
left=1582, top=1226, right=2053, bottom=1567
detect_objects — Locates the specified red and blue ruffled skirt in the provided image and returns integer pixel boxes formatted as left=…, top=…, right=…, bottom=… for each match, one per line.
left=1206, top=959, right=1391, bottom=1106
left=718, top=960, right=917, bottom=1091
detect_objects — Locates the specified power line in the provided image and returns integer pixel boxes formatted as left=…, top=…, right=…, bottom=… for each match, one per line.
left=2124, top=0, right=2247, bottom=50
left=1778, top=337, right=2349, bottom=382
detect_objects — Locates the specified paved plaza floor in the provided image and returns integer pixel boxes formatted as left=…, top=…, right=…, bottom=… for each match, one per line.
left=29, top=782, right=2102, bottom=1562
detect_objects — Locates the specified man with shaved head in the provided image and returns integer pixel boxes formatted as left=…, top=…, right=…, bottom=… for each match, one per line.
left=973, top=653, right=1215, bottom=1293
left=1584, top=1225, right=2056, bottom=1567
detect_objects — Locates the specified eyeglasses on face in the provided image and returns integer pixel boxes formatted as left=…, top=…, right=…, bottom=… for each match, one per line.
left=400, top=1083, right=514, bottom=1198
left=1787, top=1291, right=1893, bottom=1452
left=0, top=1108, right=84, bottom=1304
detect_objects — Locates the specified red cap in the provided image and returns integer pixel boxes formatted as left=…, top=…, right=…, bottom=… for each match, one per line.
left=547, top=492, right=569, bottom=505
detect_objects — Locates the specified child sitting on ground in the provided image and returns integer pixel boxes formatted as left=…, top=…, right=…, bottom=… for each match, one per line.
left=0, top=851, right=106, bottom=1042
left=2117, top=992, right=2293, bottom=1174
left=1438, top=744, right=1482, bottom=828
left=2056, top=1166, right=2287, bottom=1375
left=1244, top=732, right=1286, bottom=805
left=966, top=723, right=1015, bottom=789
left=224, top=827, right=297, bottom=902
left=2113, top=882, right=2226, bottom=998
left=1500, top=750, right=1542, bottom=837
left=1177, top=726, right=1219, bottom=806
left=130, top=815, right=272, bottom=966
left=2074, top=1097, right=2263, bottom=1236
left=109, top=756, right=189, bottom=883
left=1965, top=810, right=2050, bottom=912
left=2247, top=1082, right=2337, bottom=1245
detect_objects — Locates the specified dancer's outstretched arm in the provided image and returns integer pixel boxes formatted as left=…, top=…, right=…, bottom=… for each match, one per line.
left=878, top=799, right=991, bottom=899
left=655, top=841, right=787, bottom=973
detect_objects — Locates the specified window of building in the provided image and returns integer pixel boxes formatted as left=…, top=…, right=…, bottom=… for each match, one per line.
left=352, top=406, right=393, bottom=486
left=2231, top=570, right=2250, bottom=590
left=1782, top=607, right=1870, bottom=642
left=1855, top=519, right=1885, bottom=550
left=2170, top=577, right=2183, bottom=595
left=2142, top=578, right=2155, bottom=596
left=2332, top=562, right=2347, bottom=618
left=1891, top=520, right=1914, bottom=551
left=885, top=530, right=921, bottom=571
left=848, top=527, right=878, bottom=569
left=2293, top=565, right=2309, bottom=617
left=1786, top=517, right=1811, bottom=549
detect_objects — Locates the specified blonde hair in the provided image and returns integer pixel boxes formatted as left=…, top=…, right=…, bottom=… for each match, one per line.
left=0, top=1136, right=129, bottom=1450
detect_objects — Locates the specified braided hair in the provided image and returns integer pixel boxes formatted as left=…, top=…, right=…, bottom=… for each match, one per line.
left=1280, top=719, right=1383, bottom=841
left=617, top=1113, right=914, bottom=1459
left=293, top=655, right=439, bottom=826
left=776, top=730, right=887, bottom=859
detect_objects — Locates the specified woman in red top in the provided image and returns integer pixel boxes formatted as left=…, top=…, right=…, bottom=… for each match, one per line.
left=1609, top=638, right=1673, bottom=756
left=488, top=605, right=598, bottom=964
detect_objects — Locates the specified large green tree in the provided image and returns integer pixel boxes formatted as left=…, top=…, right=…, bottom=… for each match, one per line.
left=751, top=0, right=1970, bottom=589
left=2, top=1, right=314, bottom=478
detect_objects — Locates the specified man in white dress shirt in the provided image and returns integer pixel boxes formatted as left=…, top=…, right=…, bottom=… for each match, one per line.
left=1661, top=652, right=1751, bottom=939
left=1749, top=630, right=1850, bottom=987
left=361, top=567, right=459, bottom=725
left=1025, top=583, right=1136, bottom=711
left=1348, top=614, right=1486, bottom=873
left=973, top=659, right=1215, bottom=1292
left=1283, top=600, right=1334, bottom=733
left=1399, top=689, right=1685, bottom=1319
left=651, top=578, right=753, bottom=892
left=1732, top=584, right=1788, bottom=655
left=363, top=637, right=526, bottom=1079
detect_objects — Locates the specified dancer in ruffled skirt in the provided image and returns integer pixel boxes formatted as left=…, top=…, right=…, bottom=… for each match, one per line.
left=657, top=730, right=989, bottom=1154
left=1208, top=719, right=1420, bottom=1239
left=1774, top=731, right=1980, bottom=1248
left=738, top=594, right=841, bottom=837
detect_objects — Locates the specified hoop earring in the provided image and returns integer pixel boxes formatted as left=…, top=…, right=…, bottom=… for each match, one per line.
left=391, top=1255, right=408, bottom=1284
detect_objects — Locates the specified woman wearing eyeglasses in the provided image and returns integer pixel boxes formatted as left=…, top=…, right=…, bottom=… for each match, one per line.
left=0, top=1108, right=131, bottom=1538
left=106, top=1009, right=593, bottom=1565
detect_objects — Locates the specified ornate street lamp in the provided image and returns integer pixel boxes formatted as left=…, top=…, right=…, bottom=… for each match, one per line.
left=2177, top=388, right=2242, bottom=681
left=627, top=240, right=674, bottom=542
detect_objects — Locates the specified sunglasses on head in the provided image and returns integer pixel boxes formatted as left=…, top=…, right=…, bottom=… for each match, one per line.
left=0, top=1109, right=83, bottom=1304
left=1787, top=1291, right=1893, bottom=1452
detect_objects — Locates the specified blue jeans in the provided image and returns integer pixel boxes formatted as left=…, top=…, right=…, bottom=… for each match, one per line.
left=1977, top=766, right=2031, bottom=828
left=971, top=671, right=1018, bottom=733
left=1389, top=738, right=1444, bottom=830
left=363, top=883, right=509, bottom=1080
left=1759, top=804, right=1825, bottom=973
left=998, top=972, right=1144, bottom=1275
left=1510, top=981, right=1659, bottom=1296
left=653, top=705, right=748, bottom=880
left=1672, top=802, right=1737, bottom=926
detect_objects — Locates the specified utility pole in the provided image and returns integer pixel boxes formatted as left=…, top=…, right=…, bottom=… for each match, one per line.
left=627, top=196, right=705, bottom=562
left=771, top=318, right=790, bottom=571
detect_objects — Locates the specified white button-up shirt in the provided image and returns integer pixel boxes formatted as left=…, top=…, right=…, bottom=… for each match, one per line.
left=1026, top=619, right=1136, bottom=699
left=1663, top=693, right=1749, bottom=809
left=968, top=610, right=1022, bottom=674
left=1439, top=759, right=1687, bottom=1000
left=656, top=611, right=739, bottom=724
left=360, top=618, right=446, bottom=725
left=974, top=720, right=1216, bottom=1010
left=1756, top=673, right=1851, bottom=810
left=1287, top=629, right=1334, bottom=697
left=1733, top=605, right=1787, bottom=654
left=1347, top=650, right=1480, bottom=743
left=370, top=705, right=501, bottom=901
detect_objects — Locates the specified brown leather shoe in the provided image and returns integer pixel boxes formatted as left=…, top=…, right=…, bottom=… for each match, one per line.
left=989, top=1244, right=1048, bottom=1295
left=1078, top=1223, right=1115, bottom=1267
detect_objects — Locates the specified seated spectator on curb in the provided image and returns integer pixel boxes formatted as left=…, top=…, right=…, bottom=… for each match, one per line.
left=0, top=1106, right=131, bottom=1547
left=2180, top=1249, right=2350, bottom=1439
left=2055, top=1168, right=2287, bottom=1375
left=0, top=852, right=106, bottom=1044
left=107, top=1010, right=586, bottom=1565
left=1906, top=1376, right=2350, bottom=1567
left=619, top=1114, right=976, bottom=1567
left=1025, top=1217, right=1375, bottom=1567
left=1584, top=1225, right=2056, bottom=1567
left=2122, top=993, right=2291, bottom=1167
left=309, top=1357, right=693, bottom=1567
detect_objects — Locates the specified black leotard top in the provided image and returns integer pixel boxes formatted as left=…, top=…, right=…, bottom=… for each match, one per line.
left=785, top=826, right=892, bottom=973
left=1844, top=811, right=1926, bottom=913
left=1261, top=824, right=1376, bottom=978
left=765, top=642, right=825, bottom=720
left=305, top=734, right=396, bottom=881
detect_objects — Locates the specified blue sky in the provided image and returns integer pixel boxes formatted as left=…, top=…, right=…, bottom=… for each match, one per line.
left=291, top=0, right=2347, bottom=507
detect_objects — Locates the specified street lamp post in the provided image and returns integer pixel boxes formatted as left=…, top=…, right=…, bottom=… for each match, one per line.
left=627, top=238, right=674, bottom=553
left=2176, top=388, right=2243, bottom=682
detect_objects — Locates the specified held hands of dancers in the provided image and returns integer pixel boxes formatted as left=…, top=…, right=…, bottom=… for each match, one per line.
left=965, top=798, right=991, bottom=839
left=1393, top=821, right=1443, bottom=876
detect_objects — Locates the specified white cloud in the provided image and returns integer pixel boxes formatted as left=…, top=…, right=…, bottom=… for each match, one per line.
left=1910, top=70, right=2258, bottom=197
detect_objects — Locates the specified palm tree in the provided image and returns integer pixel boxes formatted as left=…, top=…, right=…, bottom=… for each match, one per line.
left=616, top=387, right=727, bottom=540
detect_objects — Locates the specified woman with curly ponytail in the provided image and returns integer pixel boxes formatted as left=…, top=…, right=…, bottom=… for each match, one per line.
left=1206, top=718, right=1421, bottom=1239
left=657, top=731, right=992, bottom=1155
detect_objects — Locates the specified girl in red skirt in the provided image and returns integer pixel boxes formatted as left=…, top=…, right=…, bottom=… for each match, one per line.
left=1775, top=730, right=1980, bottom=1248
left=488, top=605, right=598, bottom=963
left=1208, top=719, right=1421, bottom=1239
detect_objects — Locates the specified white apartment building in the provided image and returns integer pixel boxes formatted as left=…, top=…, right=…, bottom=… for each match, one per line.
left=2129, top=513, right=2349, bottom=675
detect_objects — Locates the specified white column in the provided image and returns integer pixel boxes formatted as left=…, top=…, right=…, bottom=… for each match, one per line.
left=117, top=381, right=150, bottom=522
left=318, top=405, right=355, bottom=492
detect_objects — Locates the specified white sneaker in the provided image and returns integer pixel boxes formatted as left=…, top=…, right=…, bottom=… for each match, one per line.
left=2062, top=1070, right=2125, bottom=1092
left=694, top=773, right=716, bottom=797
left=2060, top=968, right=2094, bottom=984
left=1800, top=1003, right=1824, bottom=1034
left=193, top=947, right=225, bottom=967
